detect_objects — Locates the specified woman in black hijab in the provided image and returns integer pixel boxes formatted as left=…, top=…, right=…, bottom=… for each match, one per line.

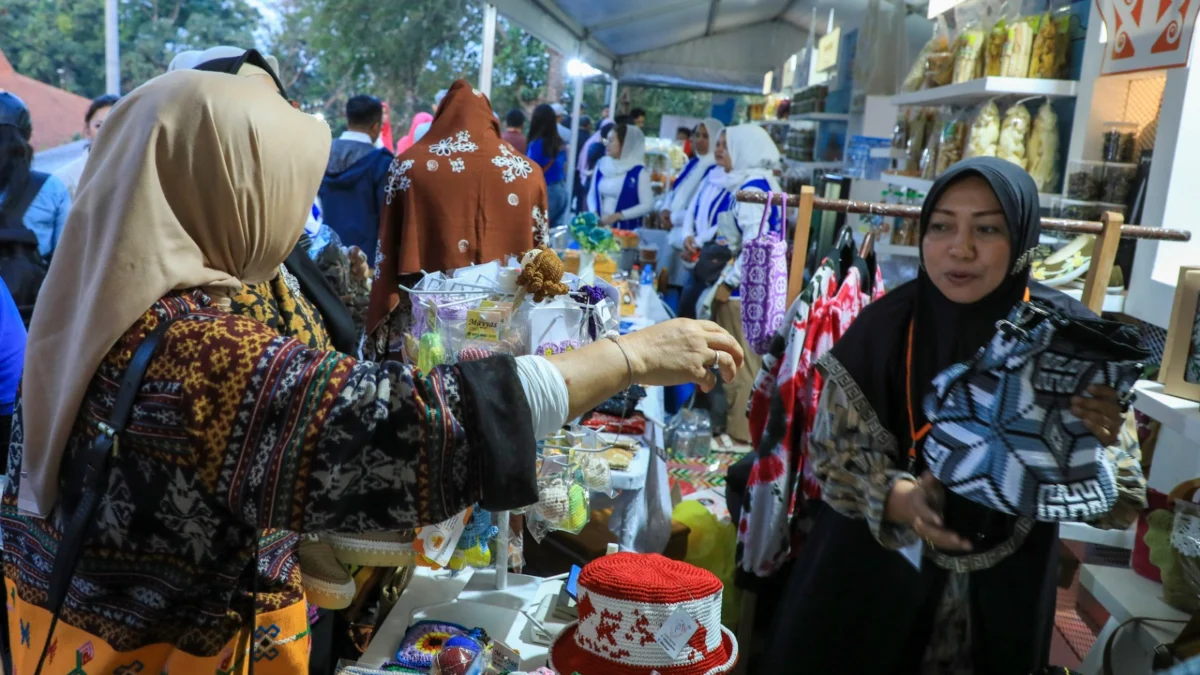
left=761, top=158, right=1145, bottom=674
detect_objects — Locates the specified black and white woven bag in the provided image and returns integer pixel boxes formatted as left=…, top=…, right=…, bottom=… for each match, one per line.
left=922, top=301, right=1148, bottom=522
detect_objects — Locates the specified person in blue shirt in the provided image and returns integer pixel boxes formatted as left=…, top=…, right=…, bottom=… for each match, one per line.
left=318, top=95, right=394, bottom=264
left=0, top=92, right=70, bottom=259
left=527, top=103, right=569, bottom=228
left=0, top=278, right=25, bottom=449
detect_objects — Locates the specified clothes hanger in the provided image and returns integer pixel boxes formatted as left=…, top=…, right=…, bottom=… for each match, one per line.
left=856, top=231, right=878, bottom=296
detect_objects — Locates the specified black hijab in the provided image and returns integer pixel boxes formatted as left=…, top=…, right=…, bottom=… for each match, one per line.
left=195, top=49, right=360, bottom=355
left=831, top=158, right=1093, bottom=453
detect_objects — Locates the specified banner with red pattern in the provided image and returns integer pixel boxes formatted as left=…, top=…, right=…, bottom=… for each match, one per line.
left=1097, top=0, right=1200, bottom=74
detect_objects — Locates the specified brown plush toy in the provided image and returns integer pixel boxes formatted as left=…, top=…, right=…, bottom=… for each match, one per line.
left=516, top=246, right=570, bottom=304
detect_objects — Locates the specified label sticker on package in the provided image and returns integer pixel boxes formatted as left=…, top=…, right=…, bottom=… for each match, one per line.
left=655, top=606, right=699, bottom=659
left=490, top=640, right=521, bottom=671
left=413, top=507, right=471, bottom=567
left=465, top=309, right=503, bottom=342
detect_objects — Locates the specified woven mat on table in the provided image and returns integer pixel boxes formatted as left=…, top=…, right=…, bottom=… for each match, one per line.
left=667, top=450, right=743, bottom=496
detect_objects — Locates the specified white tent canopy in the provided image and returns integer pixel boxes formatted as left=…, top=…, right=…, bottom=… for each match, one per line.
left=489, top=0, right=833, bottom=93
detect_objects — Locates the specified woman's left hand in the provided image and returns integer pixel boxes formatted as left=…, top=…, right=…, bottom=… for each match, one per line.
left=600, top=213, right=621, bottom=226
left=1071, top=385, right=1125, bottom=447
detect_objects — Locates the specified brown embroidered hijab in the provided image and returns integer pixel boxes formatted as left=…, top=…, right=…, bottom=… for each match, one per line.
left=367, top=79, right=548, bottom=338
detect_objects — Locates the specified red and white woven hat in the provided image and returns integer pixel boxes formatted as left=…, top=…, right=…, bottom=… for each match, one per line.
left=549, top=553, right=738, bottom=675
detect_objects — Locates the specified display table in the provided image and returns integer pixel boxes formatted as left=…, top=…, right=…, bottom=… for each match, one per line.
left=360, top=567, right=566, bottom=669
left=1078, top=564, right=1188, bottom=675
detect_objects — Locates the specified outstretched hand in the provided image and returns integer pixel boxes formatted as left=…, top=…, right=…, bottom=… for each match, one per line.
left=621, top=319, right=744, bottom=393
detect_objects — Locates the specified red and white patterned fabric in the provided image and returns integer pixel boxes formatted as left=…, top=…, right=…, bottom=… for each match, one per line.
left=549, top=553, right=738, bottom=675
left=738, top=262, right=885, bottom=577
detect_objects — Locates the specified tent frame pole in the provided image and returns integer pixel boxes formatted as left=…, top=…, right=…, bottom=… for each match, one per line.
left=479, top=3, right=498, bottom=98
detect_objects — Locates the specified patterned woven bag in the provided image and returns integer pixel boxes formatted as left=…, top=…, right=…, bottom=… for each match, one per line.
left=923, top=300, right=1148, bottom=522
left=740, top=191, right=789, bottom=354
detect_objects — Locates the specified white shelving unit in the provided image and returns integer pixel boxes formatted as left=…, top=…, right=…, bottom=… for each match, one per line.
left=881, top=172, right=1059, bottom=203
left=1060, top=522, right=1136, bottom=548
left=1060, top=286, right=1127, bottom=313
left=875, top=242, right=919, bottom=258
left=891, top=77, right=1079, bottom=107
left=788, top=112, right=853, bottom=122
left=1133, top=381, right=1200, bottom=441
left=1078, top=564, right=1188, bottom=675
left=783, top=158, right=846, bottom=171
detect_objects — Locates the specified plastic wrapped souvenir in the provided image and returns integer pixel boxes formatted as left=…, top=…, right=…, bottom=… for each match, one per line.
left=965, top=100, right=1001, bottom=158
left=1028, top=12, right=1058, bottom=78
left=953, top=26, right=986, bottom=83
left=997, top=104, right=1031, bottom=167
left=935, top=114, right=968, bottom=176
left=1025, top=102, right=1059, bottom=191
left=924, top=52, right=955, bottom=89
left=1000, top=15, right=1038, bottom=77
left=985, top=17, right=1008, bottom=76
left=902, top=17, right=952, bottom=91
left=905, top=108, right=934, bottom=174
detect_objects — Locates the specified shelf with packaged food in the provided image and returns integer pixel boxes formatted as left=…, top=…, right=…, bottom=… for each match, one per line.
left=881, top=172, right=1058, bottom=203
left=892, top=77, right=1078, bottom=107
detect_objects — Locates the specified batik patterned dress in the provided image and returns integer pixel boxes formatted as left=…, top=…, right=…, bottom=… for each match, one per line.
left=232, top=265, right=333, bottom=352
left=2, top=290, right=536, bottom=674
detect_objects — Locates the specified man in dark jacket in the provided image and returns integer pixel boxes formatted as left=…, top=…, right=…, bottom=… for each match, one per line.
left=319, top=95, right=393, bottom=264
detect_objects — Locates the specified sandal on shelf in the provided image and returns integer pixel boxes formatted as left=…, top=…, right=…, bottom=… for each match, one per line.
left=298, top=537, right=357, bottom=610
left=324, top=531, right=416, bottom=568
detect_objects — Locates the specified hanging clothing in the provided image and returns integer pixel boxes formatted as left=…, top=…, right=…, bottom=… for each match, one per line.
left=762, top=158, right=1147, bottom=674
left=738, top=257, right=885, bottom=577
left=396, top=113, right=434, bottom=155
left=588, top=125, right=652, bottom=229
left=4, top=71, right=541, bottom=675
left=666, top=118, right=724, bottom=222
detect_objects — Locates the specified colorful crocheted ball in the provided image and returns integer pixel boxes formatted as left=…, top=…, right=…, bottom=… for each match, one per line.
left=394, top=620, right=468, bottom=670
left=567, top=483, right=588, bottom=531
left=457, top=346, right=493, bottom=363
left=431, top=646, right=477, bottom=675
left=537, top=482, right=570, bottom=523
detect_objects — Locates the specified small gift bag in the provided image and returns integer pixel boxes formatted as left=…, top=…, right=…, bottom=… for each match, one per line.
left=740, top=192, right=789, bottom=355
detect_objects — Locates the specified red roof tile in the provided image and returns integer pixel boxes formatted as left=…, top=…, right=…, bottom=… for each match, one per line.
left=0, top=50, right=92, bottom=151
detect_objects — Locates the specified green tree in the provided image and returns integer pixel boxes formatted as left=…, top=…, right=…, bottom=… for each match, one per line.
left=0, top=0, right=260, bottom=97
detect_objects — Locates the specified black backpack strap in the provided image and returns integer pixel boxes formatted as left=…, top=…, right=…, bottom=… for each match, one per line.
left=34, top=316, right=176, bottom=675
left=2, top=171, right=48, bottom=233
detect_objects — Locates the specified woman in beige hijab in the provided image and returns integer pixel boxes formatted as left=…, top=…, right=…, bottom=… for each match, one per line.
left=3, top=71, right=743, bottom=673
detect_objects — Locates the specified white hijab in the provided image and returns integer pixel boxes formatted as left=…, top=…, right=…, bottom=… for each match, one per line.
left=721, top=124, right=782, bottom=191
left=168, top=45, right=280, bottom=76
left=598, top=124, right=647, bottom=176
left=693, top=118, right=725, bottom=166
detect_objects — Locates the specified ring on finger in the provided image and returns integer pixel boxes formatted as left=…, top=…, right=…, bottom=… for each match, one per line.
left=708, top=350, right=721, bottom=370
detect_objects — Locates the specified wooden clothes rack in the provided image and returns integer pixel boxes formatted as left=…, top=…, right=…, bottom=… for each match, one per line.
left=727, top=187, right=1192, bottom=674
left=736, top=186, right=1192, bottom=315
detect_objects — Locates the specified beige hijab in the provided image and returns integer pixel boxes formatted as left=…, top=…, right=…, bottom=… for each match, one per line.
left=18, top=70, right=331, bottom=517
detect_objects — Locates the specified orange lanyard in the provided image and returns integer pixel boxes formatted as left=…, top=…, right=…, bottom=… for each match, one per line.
left=905, top=287, right=1031, bottom=469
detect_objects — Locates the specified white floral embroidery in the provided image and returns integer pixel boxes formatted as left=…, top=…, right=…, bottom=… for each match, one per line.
left=450, top=158, right=465, bottom=173
left=430, top=130, right=479, bottom=157
left=374, top=245, right=385, bottom=280
left=532, top=205, right=549, bottom=230
left=508, top=193, right=519, bottom=206
left=385, top=159, right=415, bottom=204
left=427, top=159, right=439, bottom=172
left=492, top=143, right=533, bottom=183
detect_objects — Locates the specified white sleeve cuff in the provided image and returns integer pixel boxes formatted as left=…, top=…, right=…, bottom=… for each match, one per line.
left=516, top=355, right=570, bottom=440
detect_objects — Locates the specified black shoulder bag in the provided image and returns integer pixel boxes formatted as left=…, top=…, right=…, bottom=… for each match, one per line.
left=0, top=171, right=50, bottom=326
left=33, top=317, right=176, bottom=675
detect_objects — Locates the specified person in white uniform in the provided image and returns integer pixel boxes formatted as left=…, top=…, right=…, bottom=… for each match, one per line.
left=587, top=123, right=654, bottom=229
left=661, top=118, right=724, bottom=230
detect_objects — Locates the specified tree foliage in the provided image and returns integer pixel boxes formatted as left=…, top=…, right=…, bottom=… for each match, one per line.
left=0, top=0, right=259, bottom=97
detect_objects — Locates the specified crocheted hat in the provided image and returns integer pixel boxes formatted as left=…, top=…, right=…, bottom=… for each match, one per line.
left=549, top=553, right=738, bottom=675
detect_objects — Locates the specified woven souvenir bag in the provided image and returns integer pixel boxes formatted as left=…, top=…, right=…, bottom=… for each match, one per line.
left=740, top=191, right=789, bottom=354
left=922, top=300, right=1148, bottom=522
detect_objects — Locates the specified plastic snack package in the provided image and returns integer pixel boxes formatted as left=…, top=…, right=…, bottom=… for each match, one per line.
left=1025, top=101, right=1059, bottom=191
left=952, top=0, right=987, bottom=83
left=997, top=102, right=1032, bottom=167
left=935, top=111, right=968, bottom=176
left=984, top=6, right=1010, bottom=76
left=1030, top=0, right=1073, bottom=78
left=924, top=51, right=955, bottom=89
left=905, top=108, right=934, bottom=174
left=902, top=15, right=952, bottom=91
left=1000, top=14, right=1040, bottom=77
left=965, top=99, right=1002, bottom=158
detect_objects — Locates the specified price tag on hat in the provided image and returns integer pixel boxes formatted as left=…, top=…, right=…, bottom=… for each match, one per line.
left=655, top=606, right=699, bottom=660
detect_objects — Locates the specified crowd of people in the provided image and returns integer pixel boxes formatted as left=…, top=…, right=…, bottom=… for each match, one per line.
left=0, top=38, right=1156, bottom=675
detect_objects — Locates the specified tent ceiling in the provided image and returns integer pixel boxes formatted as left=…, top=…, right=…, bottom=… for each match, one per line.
left=490, top=0, right=869, bottom=92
